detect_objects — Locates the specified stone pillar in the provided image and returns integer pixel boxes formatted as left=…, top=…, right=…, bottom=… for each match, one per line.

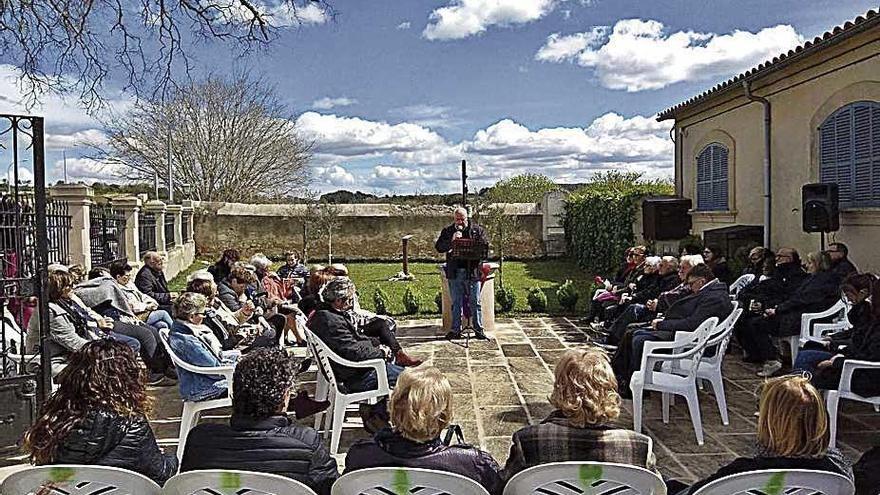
left=112, top=196, right=142, bottom=262
left=166, top=204, right=183, bottom=248
left=542, top=190, right=567, bottom=256
left=181, top=200, right=195, bottom=243
left=143, top=200, right=167, bottom=255
left=49, top=184, right=94, bottom=269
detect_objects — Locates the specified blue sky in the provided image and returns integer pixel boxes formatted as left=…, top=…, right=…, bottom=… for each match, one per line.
left=0, top=0, right=877, bottom=194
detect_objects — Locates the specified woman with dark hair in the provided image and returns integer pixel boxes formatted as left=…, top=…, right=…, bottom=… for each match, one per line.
left=22, top=339, right=178, bottom=485
left=702, top=245, right=732, bottom=285
left=207, top=248, right=241, bottom=284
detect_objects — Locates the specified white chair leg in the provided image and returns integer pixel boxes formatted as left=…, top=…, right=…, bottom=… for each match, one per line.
left=631, top=385, right=644, bottom=434
left=329, top=398, right=349, bottom=455
left=710, top=373, right=729, bottom=425
left=826, top=391, right=840, bottom=448
left=661, top=392, right=670, bottom=424
left=874, top=404, right=879, bottom=413
left=313, top=379, right=329, bottom=431
left=789, top=337, right=799, bottom=365
left=684, top=389, right=704, bottom=445
left=177, top=403, right=198, bottom=461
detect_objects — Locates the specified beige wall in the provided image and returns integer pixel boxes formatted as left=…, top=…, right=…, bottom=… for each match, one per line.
left=674, top=31, right=880, bottom=273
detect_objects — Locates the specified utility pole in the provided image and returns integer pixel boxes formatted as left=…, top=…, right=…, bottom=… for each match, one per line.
left=461, top=159, right=468, bottom=208
left=167, top=129, right=173, bottom=202
left=62, top=150, right=68, bottom=183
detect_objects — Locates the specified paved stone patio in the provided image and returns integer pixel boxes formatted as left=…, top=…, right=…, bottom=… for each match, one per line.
left=5, top=316, right=878, bottom=485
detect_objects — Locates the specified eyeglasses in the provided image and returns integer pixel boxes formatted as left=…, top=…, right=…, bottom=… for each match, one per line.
left=775, top=254, right=792, bottom=259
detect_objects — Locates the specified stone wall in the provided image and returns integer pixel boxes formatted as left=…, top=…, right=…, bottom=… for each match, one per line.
left=193, top=202, right=547, bottom=261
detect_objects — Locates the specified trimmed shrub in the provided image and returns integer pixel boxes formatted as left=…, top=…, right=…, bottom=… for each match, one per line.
left=557, top=280, right=579, bottom=313
left=527, top=286, right=548, bottom=313
left=496, top=287, right=517, bottom=313
left=434, top=291, right=443, bottom=313
left=403, top=287, right=421, bottom=315
left=373, top=287, right=389, bottom=315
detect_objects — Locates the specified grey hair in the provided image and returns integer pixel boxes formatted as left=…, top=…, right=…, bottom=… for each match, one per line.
left=142, top=251, right=160, bottom=262
left=645, top=256, right=661, bottom=267
left=173, top=292, right=208, bottom=321
left=661, top=256, right=679, bottom=270
left=321, top=278, right=356, bottom=303
left=680, top=254, right=704, bottom=268
left=250, top=253, right=271, bottom=270
left=453, top=206, right=468, bottom=218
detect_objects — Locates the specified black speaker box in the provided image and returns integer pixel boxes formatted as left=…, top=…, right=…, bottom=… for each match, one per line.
left=802, top=183, right=839, bottom=233
left=642, top=197, right=693, bottom=240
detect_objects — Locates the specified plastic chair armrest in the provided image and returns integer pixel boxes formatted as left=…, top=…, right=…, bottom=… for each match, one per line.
left=839, top=359, right=880, bottom=395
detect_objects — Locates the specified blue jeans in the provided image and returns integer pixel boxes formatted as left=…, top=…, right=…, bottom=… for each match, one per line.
left=794, top=349, right=834, bottom=375
left=108, top=332, right=140, bottom=353
left=146, top=310, right=173, bottom=329
left=347, top=363, right=404, bottom=393
left=449, top=268, right=482, bottom=332
left=631, top=328, right=665, bottom=375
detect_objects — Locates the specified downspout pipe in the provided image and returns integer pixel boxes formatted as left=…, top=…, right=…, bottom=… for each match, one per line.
left=743, top=81, right=772, bottom=248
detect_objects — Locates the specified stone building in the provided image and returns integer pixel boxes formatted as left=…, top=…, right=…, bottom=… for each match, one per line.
left=658, top=8, right=880, bottom=272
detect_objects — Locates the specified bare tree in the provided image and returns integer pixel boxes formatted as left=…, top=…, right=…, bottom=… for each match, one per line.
left=305, top=197, right=341, bottom=263
left=0, top=1, right=334, bottom=110
left=92, top=75, right=312, bottom=202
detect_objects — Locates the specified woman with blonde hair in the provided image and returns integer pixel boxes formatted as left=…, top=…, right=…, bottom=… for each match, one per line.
left=685, top=374, right=852, bottom=493
left=344, top=366, right=501, bottom=493
left=501, top=347, right=655, bottom=481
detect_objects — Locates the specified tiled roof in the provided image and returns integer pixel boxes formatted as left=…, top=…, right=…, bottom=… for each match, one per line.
left=657, top=7, right=880, bottom=121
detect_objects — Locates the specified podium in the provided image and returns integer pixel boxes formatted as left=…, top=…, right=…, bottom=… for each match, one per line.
left=438, top=263, right=497, bottom=333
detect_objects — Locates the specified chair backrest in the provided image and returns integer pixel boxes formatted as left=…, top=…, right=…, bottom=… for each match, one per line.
left=304, top=329, right=341, bottom=392
left=710, top=308, right=743, bottom=363
left=673, top=317, right=718, bottom=380
left=691, top=469, right=854, bottom=495
left=332, top=467, right=490, bottom=495
left=502, top=461, right=666, bottom=495
left=163, top=469, right=318, bottom=495
left=1, top=464, right=162, bottom=495
left=158, top=328, right=234, bottom=398
left=729, top=274, right=755, bottom=297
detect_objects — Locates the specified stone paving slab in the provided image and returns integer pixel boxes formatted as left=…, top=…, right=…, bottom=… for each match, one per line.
left=5, top=316, right=879, bottom=486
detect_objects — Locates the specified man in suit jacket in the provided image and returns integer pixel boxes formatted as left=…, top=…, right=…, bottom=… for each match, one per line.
left=135, top=251, right=176, bottom=313
left=612, top=263, right=733, bottom=390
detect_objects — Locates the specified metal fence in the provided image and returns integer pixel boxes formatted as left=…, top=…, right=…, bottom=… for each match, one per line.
left=139, top=212, right=156, bottom=256
left=0, top=195, right=71, bottom=286
left=89, top=206, right=127, bottom=268
left=164, top=214, right=176, bottom=248
left=182, top=214, right=191, bottom=242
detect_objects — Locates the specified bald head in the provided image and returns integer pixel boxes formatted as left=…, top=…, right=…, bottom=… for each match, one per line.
left=143, top=251, right=165, bottom=270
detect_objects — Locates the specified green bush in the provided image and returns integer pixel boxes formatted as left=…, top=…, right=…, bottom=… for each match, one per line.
left=496, top=287, right=517, bottom=313
left=402, top=287, right=421, bottom=315
left=434, top=291, right=443, bottom=313
left=526, top=286, right=548, bottom=313
left=556, top=279, right=579, bottom=312
left=564, top=171, right=673, bottom=276
left=373, top=287, right=389, bottom=315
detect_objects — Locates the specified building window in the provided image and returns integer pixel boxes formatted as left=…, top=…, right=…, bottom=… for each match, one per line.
left=696, top=143, right=729, bottom=211
left=819, top=101, right=880, bottom=208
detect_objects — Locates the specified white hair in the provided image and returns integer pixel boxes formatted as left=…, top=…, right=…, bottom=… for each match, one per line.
left=249, top=253, right=271, bottom=270
left=645, top=256, right=661, bottom=267
left=187, top=269, right=214, bottom=282
left=453, top=206, right=468, bottom=218
left=680, top=254, right=704, bottom=267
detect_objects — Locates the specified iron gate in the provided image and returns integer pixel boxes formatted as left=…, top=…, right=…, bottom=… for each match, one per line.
left=90, top=206, right=127, bottom=268
left=0, top=114, right=52, bottom=453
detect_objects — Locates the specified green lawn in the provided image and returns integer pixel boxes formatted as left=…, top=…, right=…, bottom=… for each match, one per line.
left=169, top=259, right=596, bottom=316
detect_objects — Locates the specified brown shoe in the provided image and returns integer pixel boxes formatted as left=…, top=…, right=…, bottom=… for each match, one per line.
left=395, top=350, right=423, bottom=367
left=288, top=390, right=330, bottom=419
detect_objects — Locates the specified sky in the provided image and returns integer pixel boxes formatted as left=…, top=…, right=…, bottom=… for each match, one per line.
left=0, top=0, right=877, bottom=194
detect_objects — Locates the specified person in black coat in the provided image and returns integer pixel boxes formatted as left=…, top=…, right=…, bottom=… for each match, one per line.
left=702, top=245, right=733, bottom=285
left=612, top=264, right=733, bottom=386
left=181, top=348, right=338, bottom=494
left=207, top=248, right=240, bottom=285
left=345, top=366, right=501, bottom=494
left=22, top=339, right=177, bottom=485
left=134, top=251, right=176, bottom=313
left=683, top=375, right=852, bottom=494
left=827, top=242, right=858, bottom=280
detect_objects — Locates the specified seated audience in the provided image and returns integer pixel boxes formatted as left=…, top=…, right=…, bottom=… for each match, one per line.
left=683, top=374, right=852, bottom=494
left=187, top=276, right=259, bottom=350
left=169, top=292, right=237, bottom=402
left=135, top=251, right=177, bottom=313
left=743, top=246, right=772, bottom=277
left=345, top=366, right=501, bottom=494
left=502, top=348, right=655, bottom=482
left=740, top=251, right=840, bottom=377
left=251, top=253, right=306, bottom=345
left=277, top=250, right=310, bottom=283
left=218, top=265, right=285, bottom=344
left=207, top=248, right=240, bottom=285
left=298, top=266, right=334, bottom=316
left=589, top=247, right=648, bottom=323
left=22, top=339, right=177, bottom=485
left=702, top=245, right=732, bottom=285
left=611, top=263, right=732, bottom=391
left=181, top=348, right=338, bottom=494
left=109, top=258, right=173, bottom=329
left=827, top=242, right=858, bottom=280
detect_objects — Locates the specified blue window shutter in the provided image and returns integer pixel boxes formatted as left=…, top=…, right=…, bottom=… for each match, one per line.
left=696, top=143, right=728, bottom=211
left=873, top=105, right=880, bottom=202
left=819, top=101, right=880, bottom=208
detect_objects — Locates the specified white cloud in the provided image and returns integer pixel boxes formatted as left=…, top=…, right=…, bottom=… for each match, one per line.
left=45, top=129, right=108, bottom=150
left=314, top=165, right=356, bottom=186
left=54, top=157, right=127, bottom=182
left=423, top=0, right=557, bottom=41
left=310, top=97, right=358, bottom=110
left=536, top=19, right=803, bottom=91
left=396, top=21, right=411, bottom=30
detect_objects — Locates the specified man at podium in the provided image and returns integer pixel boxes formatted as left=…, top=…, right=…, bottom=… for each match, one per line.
left=435, top=207, right=489, bottom=341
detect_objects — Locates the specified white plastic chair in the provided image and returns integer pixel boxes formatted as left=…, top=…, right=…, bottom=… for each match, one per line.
left=163, top=469, right=318, bottom=495
left=729, top=274, right=755, bottom=299
left=691, top=468, right=854, bottom=495
left=503, top=461, right=666, bottom=495
left=1, top=464, right=161, bottom=494
left=630, top=317, right=719, bottom=445
left=663, top=306, right=743, bottom=425
left=825, top=358, right=880, bottom=447
left=332, top=467, right=489, bottom=495
left=788, top=299, right=851, bottom=364
left=305, top=329, right=391, bottom=455
left=158, top=328, right=234, bottom=461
